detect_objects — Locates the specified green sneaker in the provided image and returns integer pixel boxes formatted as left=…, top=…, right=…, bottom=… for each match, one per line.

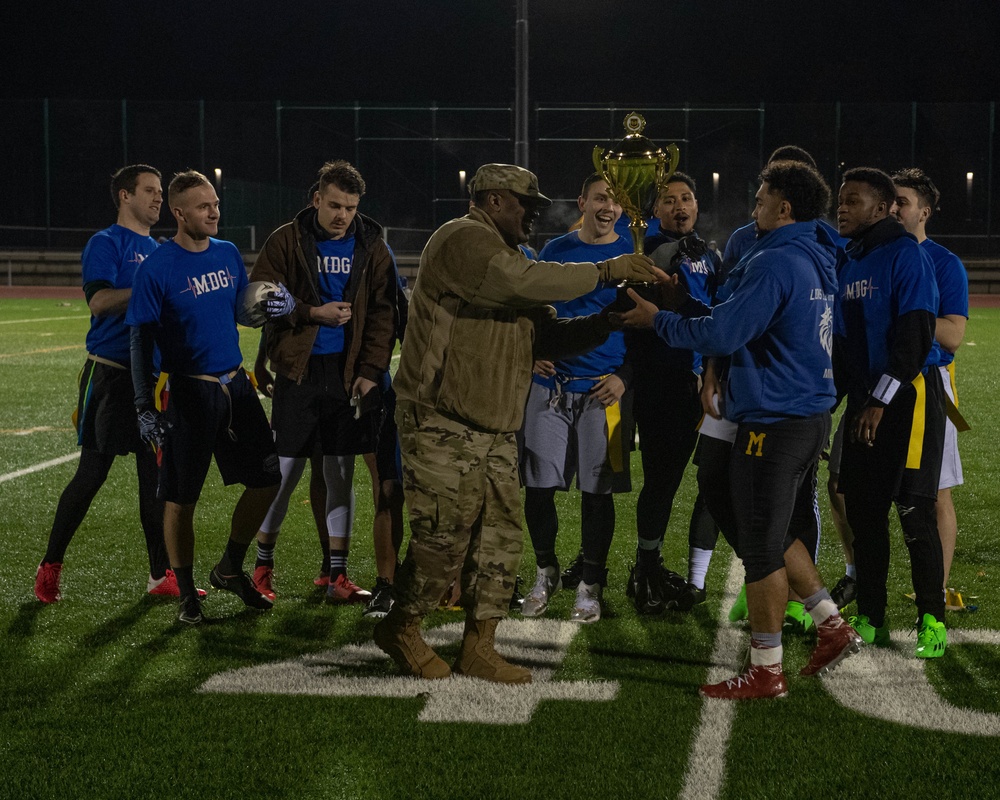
left=915, top=613, right=947, bottom=659
left=783, top=600, right=814, bottom=635
left=728, top=584, right=748, bottom=622
left=848, top=614, right=890, bottom=646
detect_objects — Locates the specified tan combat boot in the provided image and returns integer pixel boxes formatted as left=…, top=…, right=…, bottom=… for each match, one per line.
left=453, top=617, right=532, bottom=684
left=373, top=605, right=451, bottom=679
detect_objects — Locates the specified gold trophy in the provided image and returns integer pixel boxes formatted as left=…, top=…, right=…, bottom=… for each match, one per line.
left=592, top=112, right=680, bottom=255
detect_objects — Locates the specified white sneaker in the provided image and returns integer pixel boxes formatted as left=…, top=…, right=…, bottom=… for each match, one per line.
left=521, top=565, right=561, bottom=618
left=570, top=580, right=602, bottom=624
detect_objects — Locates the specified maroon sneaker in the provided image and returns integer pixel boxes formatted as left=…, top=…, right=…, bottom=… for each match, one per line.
left=800, top=614, right=863, bottom=677
left=35, top=561, right=63, bottom=603
left=699, top=664, right=788, bottom=700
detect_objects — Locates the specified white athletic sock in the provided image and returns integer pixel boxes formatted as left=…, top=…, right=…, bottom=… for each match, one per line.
left=688, top=547, right=713, bottom=590
left=845, top=563, right=857, bottom=579
left=749, top=633, right=783, bottom=667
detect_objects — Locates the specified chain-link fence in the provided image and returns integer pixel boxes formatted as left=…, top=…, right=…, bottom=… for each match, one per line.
left=1, top=99, right=996, bottom=260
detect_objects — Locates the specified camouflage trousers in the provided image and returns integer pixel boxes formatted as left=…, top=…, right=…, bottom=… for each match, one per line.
left=393, top=400, right=523, bottom=620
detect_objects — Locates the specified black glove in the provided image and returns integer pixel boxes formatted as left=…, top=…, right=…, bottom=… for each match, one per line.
left=137, top=408, right=165, bottom=450
left=675, top=233, right=708, bottom=262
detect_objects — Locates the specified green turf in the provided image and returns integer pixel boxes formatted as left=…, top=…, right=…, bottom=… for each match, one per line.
left=1, top=297, right=998, bottom=800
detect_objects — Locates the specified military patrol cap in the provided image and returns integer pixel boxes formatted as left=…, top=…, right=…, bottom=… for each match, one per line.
left=468, top=163, right=552, bottom=207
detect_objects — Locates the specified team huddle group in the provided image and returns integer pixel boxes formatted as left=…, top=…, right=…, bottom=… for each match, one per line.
left=32, top=143, right=967, bottom=699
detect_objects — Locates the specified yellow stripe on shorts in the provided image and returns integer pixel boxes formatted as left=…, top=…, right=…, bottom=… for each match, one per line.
left=906, top=372, right=926, bottom=470
left=606, top=401, right=623, bottom=473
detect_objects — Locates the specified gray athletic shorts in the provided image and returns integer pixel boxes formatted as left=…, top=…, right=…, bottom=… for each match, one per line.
left=519, top=381, right=631, bottom=494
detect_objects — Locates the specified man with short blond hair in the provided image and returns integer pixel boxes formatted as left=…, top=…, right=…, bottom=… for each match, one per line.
left=520, top=173, right=634, bottom=625
left=127, top=170, right=292, bottom=624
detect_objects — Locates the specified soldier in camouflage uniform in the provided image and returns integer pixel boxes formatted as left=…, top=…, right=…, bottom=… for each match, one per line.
left=373, top=163, right=657, bottom=683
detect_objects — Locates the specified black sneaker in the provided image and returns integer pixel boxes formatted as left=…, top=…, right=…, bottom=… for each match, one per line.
left=630, top=562, right=665, bottom=615
left=560, top=550, right=585, bottom=591
left=672, top=582, right=707, bottom=612
left=660, top=566, right=689, bottom=607
left=178, top=594, right=203, bottom=625
left=363, top=577, right=394, bottom=618
left=209, top=565, right=274, bottom=610
left=509, top=575, right=524, bottom=611
left=830, top=574, right=857, bottom=609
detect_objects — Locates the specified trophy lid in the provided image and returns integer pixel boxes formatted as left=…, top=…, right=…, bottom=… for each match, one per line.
left=603, top=112, right=664, bottom=160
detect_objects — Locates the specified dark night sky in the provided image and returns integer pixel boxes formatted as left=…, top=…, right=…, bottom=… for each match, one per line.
left=4, top=1, right=999, bottom=104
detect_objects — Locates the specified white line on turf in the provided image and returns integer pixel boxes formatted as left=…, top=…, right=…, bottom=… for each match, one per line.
left=0, top=452, right=80, bottom=484
left=198, top=619, right=619, bottom=725
left=0, top=315, right=89, bottom=325
left=679, top=554, right=745, bottom=800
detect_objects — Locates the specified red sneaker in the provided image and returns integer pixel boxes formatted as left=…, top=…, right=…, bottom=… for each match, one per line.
left=327, top=573, right=372, bottom=604
left=252, top=565, right=276, bottom=602
left=800, top=614, right=863, bottom=676
left=147, top=569, right=208, bottom=598
left=35, top=561, right=63, bottom=603
left=699, top=664, right=788, bottom=700
left=313, top=572, right=331, bottom=587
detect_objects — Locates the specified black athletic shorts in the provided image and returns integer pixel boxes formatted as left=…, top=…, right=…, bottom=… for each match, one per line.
left=730, top=412, right=829, bottom=584
left=838, top=368, right=945, bottom=502
left=271, top=353, right=375, bottom=458
left=374, top=383, right=401, bottom=482
left=76, top=356, right=142, bottom=456
left=159, top=369, right=279, bottom=504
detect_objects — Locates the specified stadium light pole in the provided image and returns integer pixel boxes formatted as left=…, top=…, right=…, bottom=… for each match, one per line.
left=967, top=171, right=974, bottom=221
left=214, top=168, right=223, bottom=228
left=514, top=0, right=529, bottom=168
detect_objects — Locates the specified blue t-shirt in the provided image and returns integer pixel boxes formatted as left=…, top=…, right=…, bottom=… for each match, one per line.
left=834, top=231, right=938, bottom=398
left=126, top=238, right=248, bottom=375
left=82, top=224, right=159, bottom=364
left=313, top=236, right=354, bottom=355
left=533, top=231, right=632, bottom=393
left=922, top=238, right=969, bottom=368
left=627, top=229, right=720, bottom=374
left=656, top=221, right=839, bottom=424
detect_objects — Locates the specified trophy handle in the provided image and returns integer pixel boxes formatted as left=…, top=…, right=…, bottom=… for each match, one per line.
left=656, top=143, right=681, bottom=193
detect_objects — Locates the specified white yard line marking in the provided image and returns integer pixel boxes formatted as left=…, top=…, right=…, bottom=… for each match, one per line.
left=0, top=452, right=80, bottom=484
left=0, top=344, right=85, bottom=359
left=199, top=619, right=619, bottom=725
left=679, top=554, right=745, bottom=800
left=0, top=315, right=89, bottom=325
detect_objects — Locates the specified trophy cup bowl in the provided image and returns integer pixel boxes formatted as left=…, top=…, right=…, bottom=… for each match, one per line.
left=592, top=112, right=680, bottom=256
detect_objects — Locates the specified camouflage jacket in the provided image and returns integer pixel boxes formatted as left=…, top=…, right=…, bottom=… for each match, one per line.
left=393, top=206, right=613, bottom=433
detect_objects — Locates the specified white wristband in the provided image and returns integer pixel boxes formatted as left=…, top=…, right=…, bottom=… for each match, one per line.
left=872, top=373, right=901, bottom=405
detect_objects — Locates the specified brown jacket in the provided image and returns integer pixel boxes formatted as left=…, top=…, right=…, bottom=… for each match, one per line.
left=251, top=207, right=396, bottom=390
left=393, top=207, right=614, bottom=433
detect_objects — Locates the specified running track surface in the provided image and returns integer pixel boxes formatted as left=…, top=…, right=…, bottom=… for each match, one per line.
left=4, top=284, right=1000, bottom=308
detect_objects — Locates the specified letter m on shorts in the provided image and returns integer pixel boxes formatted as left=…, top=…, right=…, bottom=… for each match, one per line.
left=745, top=431, right=766, bottom=457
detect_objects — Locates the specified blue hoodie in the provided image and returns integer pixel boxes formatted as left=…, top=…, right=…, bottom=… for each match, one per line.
left=653, top=220, right=839, bottom=424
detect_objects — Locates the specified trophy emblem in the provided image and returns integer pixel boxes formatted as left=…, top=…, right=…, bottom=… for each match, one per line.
left=593, top=112, right=680, bottom=255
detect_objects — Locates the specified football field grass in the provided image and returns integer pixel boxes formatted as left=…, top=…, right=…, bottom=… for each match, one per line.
left=1, top=295, right=999, bottom=799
